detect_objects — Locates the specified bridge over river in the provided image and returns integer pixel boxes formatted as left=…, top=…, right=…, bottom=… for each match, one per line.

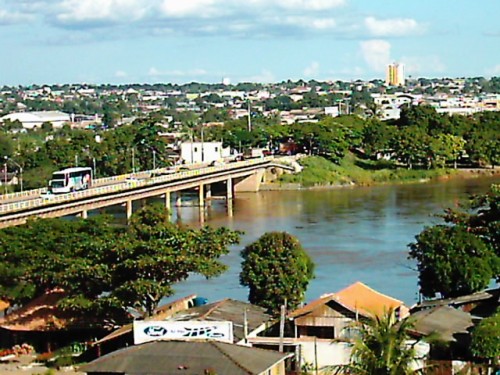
left=0, top=157, right=293, bottom=229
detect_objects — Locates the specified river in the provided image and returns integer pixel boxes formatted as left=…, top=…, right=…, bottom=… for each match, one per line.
left=156, top=176, right=499, bottom=307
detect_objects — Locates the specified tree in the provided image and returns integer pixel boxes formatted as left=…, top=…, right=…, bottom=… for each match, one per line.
left=329, top=309, right=426, bottom=375
left=470, top=309, right=500, bottom=363
left=0, top=205, right=241, bottom=323
left=409, top=224, right=499, bottom=298
left=239, top=232, right=315, bottom=314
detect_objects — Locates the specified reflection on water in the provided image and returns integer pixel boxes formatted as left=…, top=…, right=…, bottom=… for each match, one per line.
left=93, top=176, right=499, bottom=307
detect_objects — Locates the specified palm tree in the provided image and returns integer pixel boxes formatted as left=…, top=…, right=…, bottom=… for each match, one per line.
left=327, top=309, right=427, bottom=375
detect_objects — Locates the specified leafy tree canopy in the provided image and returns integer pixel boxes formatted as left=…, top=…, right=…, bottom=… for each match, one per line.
left=239, top=232, right=314, bottom=315
left=0, top=205, right=241, bottom=324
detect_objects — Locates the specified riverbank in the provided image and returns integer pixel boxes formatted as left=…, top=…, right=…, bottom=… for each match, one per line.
left=264, top=155, right=499, bottom=191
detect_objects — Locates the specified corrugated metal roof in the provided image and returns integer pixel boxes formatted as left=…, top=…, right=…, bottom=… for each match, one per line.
left=94, top=295, right=197, bottom=345
left=413, top=288, right=499, bottom=310
left=169, top=299, right=272, bottom=342
left=79, top=340, right=291, bottom=375
left=410, top=306, right=475, bottom=342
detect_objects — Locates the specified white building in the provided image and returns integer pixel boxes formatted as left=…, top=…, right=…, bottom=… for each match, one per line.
left=180, top=141, right=235, bottom=164
left=1, top=111, right=71, bottom=129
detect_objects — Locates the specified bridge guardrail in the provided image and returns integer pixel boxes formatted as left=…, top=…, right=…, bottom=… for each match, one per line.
left=0, top=157, right=275, bottom=215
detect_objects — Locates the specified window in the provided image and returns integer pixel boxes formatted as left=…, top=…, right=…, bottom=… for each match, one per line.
left=215, top=147, right=219, bottom=152
left=194, top=147, right=198, bottom=152
left=302, top=326, right=335, bottom=339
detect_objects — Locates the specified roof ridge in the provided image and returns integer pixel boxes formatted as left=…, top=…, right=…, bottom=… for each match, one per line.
left=199, top=299, right=229, bottom=320
left=211, top=341, right=256, bottom=374
left=339, top=281, right=404, bottom=305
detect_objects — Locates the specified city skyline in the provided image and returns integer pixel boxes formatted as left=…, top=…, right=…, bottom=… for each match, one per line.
left=0, top=0, right=499, bottom=86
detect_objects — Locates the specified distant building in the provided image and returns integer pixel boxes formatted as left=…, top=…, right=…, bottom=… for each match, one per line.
left=386, top=62, right=405, bottom=86
left=180, top=141, right=235, bottom=164
left=0, top=111, right=70, bottom=129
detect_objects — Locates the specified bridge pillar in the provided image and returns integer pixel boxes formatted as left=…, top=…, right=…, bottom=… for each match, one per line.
left=175, top=192, right=182, bottom=207
left=226, top=178, right=233, bottom=200
left=198, top=184, right=204, bottom=207
left=227, top=199, right=233, bottom=217
left=165, top=191, right=171, bottom=213
left=234, top=169, right=265, bottom=192
left=205, top=184, right=212, bottom=206
left=81, top=210, right=88, bottom=219
left=126, top=199, right=133, bottom=221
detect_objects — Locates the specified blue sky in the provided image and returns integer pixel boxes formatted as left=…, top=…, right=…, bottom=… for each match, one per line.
left=0, top=0, right=499, bottom=85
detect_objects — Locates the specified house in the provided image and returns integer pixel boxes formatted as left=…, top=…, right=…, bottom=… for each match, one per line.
left=79, top=340, right=292, bottom=375
left=249, top=282, right=412, bottom=371
left=0, top=289, right=107, bottom=352
left=168, top=298, right=273, bottom=345
left=90, top=294, right=197, bottom=358
left=409, top=306, right=475, bottom=361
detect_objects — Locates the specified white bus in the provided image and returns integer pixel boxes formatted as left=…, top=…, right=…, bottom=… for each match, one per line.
left=49, top=167, right=93, bottom=194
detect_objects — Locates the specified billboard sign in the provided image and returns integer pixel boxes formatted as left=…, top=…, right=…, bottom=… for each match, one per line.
left=133, top=321, right=233, bottom=344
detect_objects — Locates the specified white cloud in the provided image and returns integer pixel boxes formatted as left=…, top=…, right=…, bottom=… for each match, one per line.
left=0, top=9, right=33, bottom=24
left=365, top=16, right=421, bottom=37
left=400, top=55, right=446, bottom=75
left=276, top=16, right=336, bottom=31
left=304, top=61, right=320, bottom=77
left=56, top=0, right=147, bottom=24
left=359, top=39, right=392, bottom=72
left=159, top=0, right=220, bottom=18
left=274, top=0, right=346, bottom=11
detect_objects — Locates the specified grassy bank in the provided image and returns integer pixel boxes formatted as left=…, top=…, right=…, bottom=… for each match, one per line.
left=278, top=154, right=456, bottom=188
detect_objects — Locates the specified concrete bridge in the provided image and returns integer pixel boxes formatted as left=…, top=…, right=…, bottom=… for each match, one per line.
left=0, top=157, right=295, bottom=229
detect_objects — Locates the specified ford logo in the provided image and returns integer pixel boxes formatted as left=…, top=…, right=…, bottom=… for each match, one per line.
left=144, top=326, right=168, bottom=337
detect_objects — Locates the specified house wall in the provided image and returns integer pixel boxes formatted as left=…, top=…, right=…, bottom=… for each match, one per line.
left=294, top=303, right=353, bottom=340
left=300, top=340, right=352, bottom=369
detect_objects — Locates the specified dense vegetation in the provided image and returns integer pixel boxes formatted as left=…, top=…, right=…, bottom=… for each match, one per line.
left=0, top=204, right=241, bottom=323
left=0, top=104, right=498, bottom=192
left=409, top=185, right=500, bottom=298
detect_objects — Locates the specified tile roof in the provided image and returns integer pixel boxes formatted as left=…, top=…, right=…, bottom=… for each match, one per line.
left=0, top=289, right=75, bottom=331
left=79, top=340, right=291, bottom=375
left=0, top=300, right=9, bottom=311
left=333, top=281, right=406, bottom=318
left=289, top=282, right=406, bottom=319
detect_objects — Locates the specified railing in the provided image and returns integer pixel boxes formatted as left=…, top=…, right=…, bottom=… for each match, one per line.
left=0, top=157, right=275, bottom=215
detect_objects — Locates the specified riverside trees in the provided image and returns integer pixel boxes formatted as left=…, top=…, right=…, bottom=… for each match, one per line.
left=0, top=205, right=240, bottom=323
left=239, top=232, right=315, bottom=315
left=409, top=185, right=500, bottom=298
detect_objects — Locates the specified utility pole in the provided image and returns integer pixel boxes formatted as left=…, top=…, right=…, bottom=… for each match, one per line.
left=3, top=163, right=7, bottom=194
left=247, top=99, right=252, bottom=132
left=132, top=148, right=136, bottom=174
left=153, top=150, right=156, bottom=170
left=279, top=299, right=287, bottom=353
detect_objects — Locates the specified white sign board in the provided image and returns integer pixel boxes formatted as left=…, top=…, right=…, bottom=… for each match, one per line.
left=133, top=321, right=233, bottom=344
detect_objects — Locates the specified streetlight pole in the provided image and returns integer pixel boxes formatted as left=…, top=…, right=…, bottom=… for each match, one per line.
left=4, top=157, right=23, bottom=193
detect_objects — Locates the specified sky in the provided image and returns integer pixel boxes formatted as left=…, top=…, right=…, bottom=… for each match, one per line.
left=0, top=0, right=499, bottom=86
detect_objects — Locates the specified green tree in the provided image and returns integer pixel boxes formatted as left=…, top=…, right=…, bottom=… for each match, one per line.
left=329, top=309, right=426, bottom=375
left=0, top=205, right=241, bottom=323
left=239, top=232, right=315, bottom=314
left=409, top=225, right=499, bottom=298
left=470, top=309, right=500, bottom=362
